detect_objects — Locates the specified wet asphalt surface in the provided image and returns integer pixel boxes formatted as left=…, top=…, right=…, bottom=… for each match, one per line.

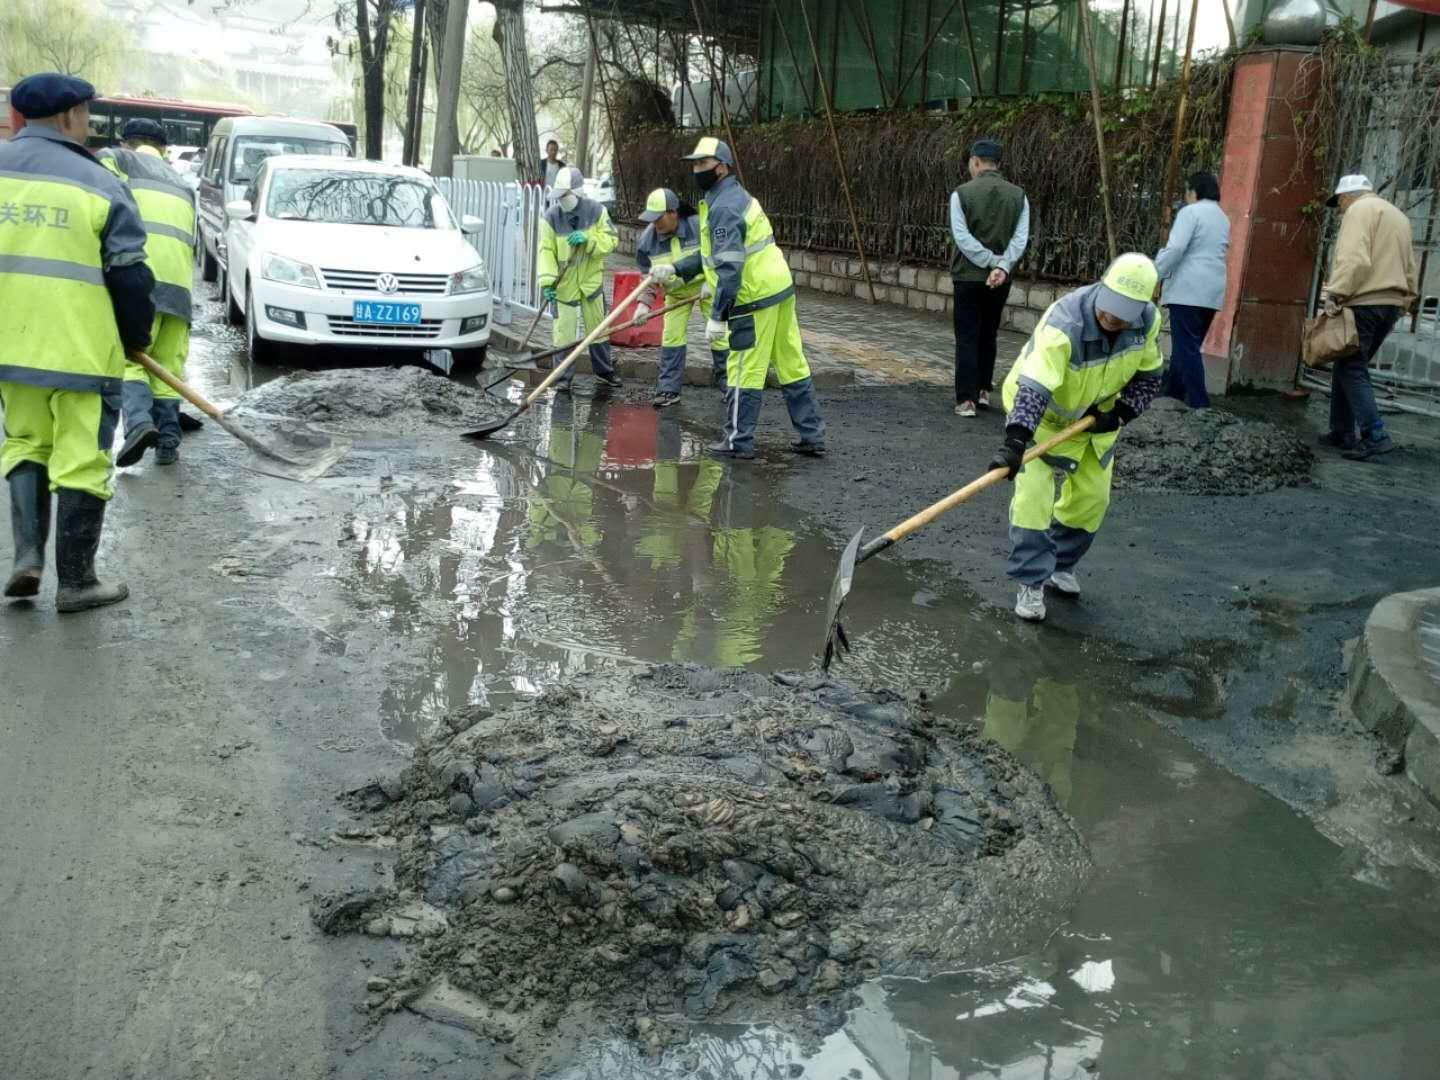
left=3, top=274, right=1440, bottom=1078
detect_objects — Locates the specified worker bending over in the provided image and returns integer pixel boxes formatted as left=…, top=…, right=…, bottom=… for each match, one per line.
left=633, top=187, right=727, bottom=408
left=671, top=137, right=824, bottom=460
left=1, top=73, right=155, bottom=611
left=99, top=118, right=196, bottom=467
left=990, top=253, right=1163, bottom=622
left=537, top=166, right=620, bottom=391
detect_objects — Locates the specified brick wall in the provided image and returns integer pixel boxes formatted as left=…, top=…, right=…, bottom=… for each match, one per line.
left=617, top=223, right=1069, bottom=338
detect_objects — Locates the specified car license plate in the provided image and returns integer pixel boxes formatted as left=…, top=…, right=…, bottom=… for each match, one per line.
left=352, top=301, right=422, bottom=325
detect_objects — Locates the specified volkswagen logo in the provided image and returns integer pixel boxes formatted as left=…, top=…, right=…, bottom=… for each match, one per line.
left=376, top=273, right=400, bottom=294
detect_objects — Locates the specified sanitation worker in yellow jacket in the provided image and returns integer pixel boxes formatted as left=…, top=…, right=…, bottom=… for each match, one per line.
left=989, top=253, right=1164, bottom=623
left=99, top=118, right=197, bottom=468
left=536, top=166, right=620, bottom=391
left=1, top=73, right=156, bottom=612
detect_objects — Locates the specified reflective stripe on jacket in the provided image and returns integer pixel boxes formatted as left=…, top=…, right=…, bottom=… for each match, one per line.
left=0, top=127, right=148, bottom=394
left=697, top=175, right=792, bottom=321
left=99, top=145, right=196, bottom=323
left=1002, top=282, right=1163, bottom=424
left=636, top=213, right=703, bottom=306
left=537, top=196, right=617, bottom=301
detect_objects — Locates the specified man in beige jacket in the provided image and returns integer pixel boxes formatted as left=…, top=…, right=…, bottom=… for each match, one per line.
left=1319, top=174, right=1418, bottom=461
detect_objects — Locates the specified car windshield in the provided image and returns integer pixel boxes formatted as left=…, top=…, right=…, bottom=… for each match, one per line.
left=230, top=136, right=346, bottom=182
left=264, top=169, right=453, bottom=229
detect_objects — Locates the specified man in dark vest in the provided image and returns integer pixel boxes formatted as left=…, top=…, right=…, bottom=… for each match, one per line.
left=950, top=138, right=1030, bottom=418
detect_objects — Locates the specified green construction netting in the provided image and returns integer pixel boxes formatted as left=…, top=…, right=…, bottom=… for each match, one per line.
left=759, top=0, right=1195, bottom=117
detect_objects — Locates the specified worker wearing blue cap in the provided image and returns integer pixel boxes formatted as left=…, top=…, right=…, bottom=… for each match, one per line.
left=0, top=72, right=156, bottom=612
left=668, top=136, right=825, bottom=460
left=99, top=118, right=197, bottom=467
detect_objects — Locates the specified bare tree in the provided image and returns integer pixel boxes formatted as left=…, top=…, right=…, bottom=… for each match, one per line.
left=329, top=0, right=400, bottom=159
left=492, top=0, right=541, bottom=181
left=0, top=0, right=131, bottom=86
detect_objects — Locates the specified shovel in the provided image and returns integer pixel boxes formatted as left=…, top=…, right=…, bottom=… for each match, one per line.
left=126, top=350, right=352, bottom=482
left=513, top=258, right=574, bottom=357
left=462, top=272, right=657, bottom=440
left=820, top=415, right=1096, bottom=669
left=482, top=295, right=695, bottom=394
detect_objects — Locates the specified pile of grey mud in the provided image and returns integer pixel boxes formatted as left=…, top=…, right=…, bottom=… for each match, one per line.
left=1114, top=398, right=1313, bottom=495
left=314, top=665, right=1090, bottom=1050
left=233, top=367, right=502, bottom=431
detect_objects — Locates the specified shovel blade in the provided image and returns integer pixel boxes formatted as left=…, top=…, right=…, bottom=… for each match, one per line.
left=462, top=406, right=521, bottom=440
left=820, top=527, right=866, bottom=670
left=216, top=414, right=351, bottom=482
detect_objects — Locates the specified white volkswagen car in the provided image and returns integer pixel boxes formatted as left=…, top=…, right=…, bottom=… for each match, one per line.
left=221, top=157, right=492, bottom=367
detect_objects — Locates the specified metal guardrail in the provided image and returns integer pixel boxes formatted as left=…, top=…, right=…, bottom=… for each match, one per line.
left=436, top=177, right=550, bottom=327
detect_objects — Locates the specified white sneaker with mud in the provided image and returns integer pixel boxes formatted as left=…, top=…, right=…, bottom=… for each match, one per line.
left=1015, top=584, right=1047, bottom=621
left=955, top=401, right=977, bottom=418
left=978, top=391, right=991, bottom=410
left=1047, top=571, right=1081, bottom=597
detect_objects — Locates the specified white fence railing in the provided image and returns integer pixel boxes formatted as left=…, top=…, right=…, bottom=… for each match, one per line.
left=437, top=177, right=550, bottom=327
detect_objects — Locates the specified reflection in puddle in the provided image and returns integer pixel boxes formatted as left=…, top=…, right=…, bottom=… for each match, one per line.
left=308, top=395, right=1440, bottom=1078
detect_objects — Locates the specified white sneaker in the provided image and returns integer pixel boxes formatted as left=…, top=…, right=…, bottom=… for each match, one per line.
left=1015, top=584, right=1047, bottom=621
left=1047, top=571, right=1081, bottom=597
left=978, top=390, right=991, bottom=410
left=954, top=401, right=977, bottom=418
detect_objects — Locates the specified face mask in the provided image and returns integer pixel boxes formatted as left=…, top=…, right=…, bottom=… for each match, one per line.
left=694, top=166, right=721, bottom=192
left=558, top=193, right=579, bottom=212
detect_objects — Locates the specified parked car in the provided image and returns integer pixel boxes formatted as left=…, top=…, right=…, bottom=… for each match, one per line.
left=220, top=156, right=492, bottom=368
left=582, top=173, right=614, bottom=207
left=197, top=115, right=352, bottom=283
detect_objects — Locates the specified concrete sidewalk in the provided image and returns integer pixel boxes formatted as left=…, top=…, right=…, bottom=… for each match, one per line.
left=489, top=258, right=1029, bottom=392
left=1351, top=588, right=1440, bottom=807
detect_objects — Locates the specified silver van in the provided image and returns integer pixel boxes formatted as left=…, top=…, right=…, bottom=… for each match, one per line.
left=196, top=116, right=352, bottom=282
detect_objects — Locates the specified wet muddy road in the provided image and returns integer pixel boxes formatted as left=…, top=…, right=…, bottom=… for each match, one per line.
left=3, top=284, right=1440, bottom=1078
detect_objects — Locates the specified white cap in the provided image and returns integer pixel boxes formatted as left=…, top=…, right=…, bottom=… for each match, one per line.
left=1326, top=174, right=1372, bottom=207
left=553, top=166, right=585, bottom=194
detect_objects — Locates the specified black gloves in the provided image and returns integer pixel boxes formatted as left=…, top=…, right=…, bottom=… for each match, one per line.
left=1085, top=402, right=1138, bottom=434
left=989, top=424, right=1032, bottom=481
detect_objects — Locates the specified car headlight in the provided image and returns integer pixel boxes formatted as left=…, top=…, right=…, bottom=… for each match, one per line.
left=262, top=253, right=319, bottom=289
left=451, top=262, right=489, bottom=295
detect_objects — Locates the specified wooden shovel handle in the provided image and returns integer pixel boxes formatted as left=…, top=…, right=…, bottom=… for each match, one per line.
left=521, top=273, right=658, bottom=406
left=127, top=349, right=225, bottom=421
left=858, top=415, right=1097, bottom=564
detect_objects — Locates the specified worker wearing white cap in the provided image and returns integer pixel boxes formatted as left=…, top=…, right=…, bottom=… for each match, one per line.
left=634, top=187, right=727, bottom=407
left=674, top=136, right=826, bottom=460
left=537, top=166, right=621, bottom=390
left=1318, top=174, right=1418, bottom=461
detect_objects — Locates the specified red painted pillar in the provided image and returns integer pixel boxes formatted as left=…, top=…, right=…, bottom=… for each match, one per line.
left=1206, top=48, right=1323, bottom=391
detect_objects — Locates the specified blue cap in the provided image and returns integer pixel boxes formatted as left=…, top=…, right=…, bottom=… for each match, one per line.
left=970, top=138, right=1003, bottom=161
left=122, top=118, right=168, bottom=144
left=11, top=73, right=98, bottom=119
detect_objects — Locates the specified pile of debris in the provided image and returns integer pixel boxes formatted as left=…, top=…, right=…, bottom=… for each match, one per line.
left=234, top=367, right=501, bottom=432
left=1115, top=399, right=1313, bottom=495
left=315, top=665, right=1090, bottom=1047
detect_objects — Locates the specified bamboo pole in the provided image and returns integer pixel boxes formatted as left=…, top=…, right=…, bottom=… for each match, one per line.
left=689, top=0, right=744, bottom=186
left=1114, top=0, right=1132, bottom=89
left=888, top=0, right=969, bottom=107
left=1076, top=0, right=1118, bottom=262
left=1219, top=0, right=1237, bottom=49
left=797, top=0, right=878, bottom=304
left=585, top=13, right=624, bottom=200
left=771, top=2, right=819, bottom=113
left=1159, top=0, right=1202, bottom=242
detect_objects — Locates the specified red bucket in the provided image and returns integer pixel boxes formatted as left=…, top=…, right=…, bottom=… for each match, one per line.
left=609, top=269, right=665, bottom=348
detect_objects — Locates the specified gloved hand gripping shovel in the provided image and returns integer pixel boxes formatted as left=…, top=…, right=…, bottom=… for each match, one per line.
left=820, top=416, right=1095, bottom=669
left=462, top=272, right=658, bottom=440
left=481, top=295, right=695, bottom=395
left=126, top=350, right=352, bottom=482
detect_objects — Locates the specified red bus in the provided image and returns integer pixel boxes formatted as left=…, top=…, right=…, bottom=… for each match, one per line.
left=2, top=89, right=356, bottom=152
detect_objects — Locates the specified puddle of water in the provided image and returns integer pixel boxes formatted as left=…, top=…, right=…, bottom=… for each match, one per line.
left=200, top=297, right=1440, bottom=1080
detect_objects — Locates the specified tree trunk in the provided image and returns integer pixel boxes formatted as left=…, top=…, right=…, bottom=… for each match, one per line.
left=430, top=0, right=469, bottom=175
left=427, top=0, right=449, bottom=91
left=403, top=0, right=428, bottom=166
left=356, top=0, right=385, bottom=159
left=493, top=0, right=541, bottom=183
left=576, top=27, right=596, bottom=175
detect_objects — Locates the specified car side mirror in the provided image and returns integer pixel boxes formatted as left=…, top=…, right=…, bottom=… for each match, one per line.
left=461, top=215, right=483, bottom=234
left=225, top=199, right=255, bottom=222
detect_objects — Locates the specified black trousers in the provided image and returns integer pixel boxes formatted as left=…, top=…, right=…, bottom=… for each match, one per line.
left=953, top=279, right=1012, bottom=404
